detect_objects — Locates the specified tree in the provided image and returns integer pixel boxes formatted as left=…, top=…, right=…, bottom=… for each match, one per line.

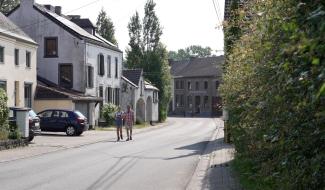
left=126, top=0, right=171, bottom=122
left=0, top=0, right=19, bottom=14
left=96, top=8, right=118, bottom=45
left=168, top=45, right=214, bottom=61
left=126, top=12, right=143, bottom=69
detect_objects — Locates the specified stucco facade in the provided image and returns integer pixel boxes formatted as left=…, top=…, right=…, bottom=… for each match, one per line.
left=0, top=12, right=38, bottom=108
left=8, top=0, right=123, bottom=126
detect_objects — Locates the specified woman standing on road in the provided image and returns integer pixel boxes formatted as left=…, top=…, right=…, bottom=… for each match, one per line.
left=115, top=107, right=124, bottom=141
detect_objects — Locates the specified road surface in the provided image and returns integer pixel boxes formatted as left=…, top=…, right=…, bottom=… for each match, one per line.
left=0, top=117, right=217, bottom=190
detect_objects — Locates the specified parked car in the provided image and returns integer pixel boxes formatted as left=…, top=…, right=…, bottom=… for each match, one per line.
left=37, top=109, right=89, bottom=136
left=8, top=108, right=41, bottom=142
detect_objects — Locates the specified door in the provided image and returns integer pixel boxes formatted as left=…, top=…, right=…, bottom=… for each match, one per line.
left=56, top=111, right=70, bottom=131
left=39, top=110, right=53, bottom=131
left=195, top=96, right=201, bottom=113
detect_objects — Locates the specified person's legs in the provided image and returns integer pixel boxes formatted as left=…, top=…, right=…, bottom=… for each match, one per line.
left=119, top=127, right=123, bottom=139
left=116, top=126, right=120, bottom=141
left=130, top=126, right=133, bottom=140
left=126, top=126, right=130, bottom=141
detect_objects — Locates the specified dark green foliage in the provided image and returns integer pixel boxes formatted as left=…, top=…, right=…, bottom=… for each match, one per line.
left=126, top=0, right=171, bottom=122
left=0, top=89, right=9, bottom=140
left=101, top=103, right=117, bottom=126
left=168, top=45, right=213, bottom=61
left=96, top=8, right=118, bottom=45
left=8, top=122, right=20, bottom=140
left=221, top=0, right=325, bottom=189
left=0, top=0, right=19, bottom=14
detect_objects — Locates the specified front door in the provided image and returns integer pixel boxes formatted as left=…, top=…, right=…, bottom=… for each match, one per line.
left=195, top=96, right=201, bottom=113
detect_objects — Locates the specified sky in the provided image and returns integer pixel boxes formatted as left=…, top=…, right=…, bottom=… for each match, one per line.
left=35, top=0, right=225, bottom=55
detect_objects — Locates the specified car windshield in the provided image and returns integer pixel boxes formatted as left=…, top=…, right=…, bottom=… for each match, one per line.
left=75, top=111, right=86, bottom=118
left=29, top=110, right=37, bottom=117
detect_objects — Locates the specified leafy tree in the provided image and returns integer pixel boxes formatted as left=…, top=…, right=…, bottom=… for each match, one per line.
left=126, top=12, right=143, bottom=69
left=168, top=45, right=213, bottom=61
left=0, top=0, right=19, bottom=14
left=126, top=0, right=171, bottom=122
left=96, top=8, right=118, bottom=45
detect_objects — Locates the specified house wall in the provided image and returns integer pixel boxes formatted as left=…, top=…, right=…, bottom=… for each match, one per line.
left=144, top=89, right=159, bottom=122
left=8, top=2, right=85, bottom=92
left=173, top=77, right=221, bottom=117
left=120, top=79, right=136, bottom=111
left=34, top=99, right=74, bottom=113
left=0, top=34, right=37, bottom=108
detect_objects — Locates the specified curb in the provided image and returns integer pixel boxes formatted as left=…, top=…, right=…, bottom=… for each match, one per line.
left=186, top=118, right=223, bottom=190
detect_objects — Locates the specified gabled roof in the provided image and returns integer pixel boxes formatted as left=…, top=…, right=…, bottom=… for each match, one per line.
left=121, top=76, right=138, bottom=88
left=0, top=12, right=37, bottom=45
left=7, top=3, right=122, bottom=52
left=169, top=56, right=224, bottom=78
left=36, top=76, right=102, bottom=101
left=70, top=18, right=96, bottom=29
left=123, top=69, right=143, bottom=86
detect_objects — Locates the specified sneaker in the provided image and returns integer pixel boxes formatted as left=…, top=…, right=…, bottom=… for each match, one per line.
left=130, top=136, right=132, bottom=140
left=117, top=138, right=120, bottom=142
left=120, top=135, right=123, bottom=140
left=126, top=138, right=129, bottom=141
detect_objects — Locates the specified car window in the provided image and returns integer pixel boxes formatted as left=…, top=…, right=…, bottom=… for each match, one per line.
left=52, top=111, right=60, bottom=118
left=60, top=111, right=69, bottom=118
left=39, top=111, right=52, bottom=118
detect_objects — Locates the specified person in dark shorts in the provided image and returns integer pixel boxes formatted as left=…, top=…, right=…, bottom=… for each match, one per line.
left=115, top=107, right=123, bottom=141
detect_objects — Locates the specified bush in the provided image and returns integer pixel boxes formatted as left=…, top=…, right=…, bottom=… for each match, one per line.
left=8, top=123, right=20, bottom=140
left=101, top=103, right=117, bottom=126
left=222, top=0, right=325, bottom=189
left=0, top=89, right=9, bottom=140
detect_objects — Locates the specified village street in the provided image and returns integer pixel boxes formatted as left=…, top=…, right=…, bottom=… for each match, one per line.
left=0, top=117, right=224, bottom=190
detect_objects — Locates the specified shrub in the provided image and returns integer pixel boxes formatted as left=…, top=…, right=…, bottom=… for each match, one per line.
left=222, top=0, right=325, bottom=189
left=0, top=89, right=9, bottom=140
left=8, top=122, right=21, bottom=140
left=101, top=103, right=117, bottom=126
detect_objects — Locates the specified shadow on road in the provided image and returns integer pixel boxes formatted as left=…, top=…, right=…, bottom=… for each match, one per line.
left=166, top=138, right=228, bottom=160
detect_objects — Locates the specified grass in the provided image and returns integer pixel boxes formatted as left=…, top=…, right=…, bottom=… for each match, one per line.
left=232, top=156, right=275, bottom=190
left=95, top=122, right=150, bottom=131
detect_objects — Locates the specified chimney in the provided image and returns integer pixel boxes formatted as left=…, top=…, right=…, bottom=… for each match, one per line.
left=44, top=4, right=54, bottom=11
left=21, top=0, right=34, bottom=8
left=55, top=6, right=62, bottom=15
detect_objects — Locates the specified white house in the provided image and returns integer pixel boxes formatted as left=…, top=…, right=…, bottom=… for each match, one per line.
left=0, top=12, right=38, bottom=108
left=8, top=0, right=123, bottom=127
left=121, top=69, right=159, bottom=123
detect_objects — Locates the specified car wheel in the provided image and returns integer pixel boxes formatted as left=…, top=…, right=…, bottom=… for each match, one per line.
left=28, top=132, right=35, bottom=142
left=76, top=131, right=83, bottom=136
left=66, top=126, right=76, bottom=136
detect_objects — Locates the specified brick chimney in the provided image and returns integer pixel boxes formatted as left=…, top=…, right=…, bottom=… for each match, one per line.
left=55, top=6, right=62, bottom=15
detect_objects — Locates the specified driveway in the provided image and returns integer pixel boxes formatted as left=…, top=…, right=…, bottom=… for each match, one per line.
left=0, top=117, right=219, bottom=190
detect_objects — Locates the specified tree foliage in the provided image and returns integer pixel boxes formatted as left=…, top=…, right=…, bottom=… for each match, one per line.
left=0, top=0, right=19, bottom=14
left=221, top=0, right=325, bottom=189
left=0, top=89, right=9, bottom=140
left=126, top=0, right=171, bottom=122
left=96, top=8, right=118, bottom=45
left=168, top=45, right=213, bottom=61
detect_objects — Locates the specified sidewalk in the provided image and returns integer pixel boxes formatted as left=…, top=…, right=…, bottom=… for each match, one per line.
left=187, top=118, right=241, bottom=190
left=0, top=121, right=169, bottom=163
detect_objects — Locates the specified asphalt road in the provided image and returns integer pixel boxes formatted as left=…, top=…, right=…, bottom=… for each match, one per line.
left=0, top=117, right=217, bottom=190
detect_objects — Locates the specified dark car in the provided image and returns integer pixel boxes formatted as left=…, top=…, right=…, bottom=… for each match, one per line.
left=37, top=109, right=89, bottom=136
left=8, top=108, right=41, bottom=142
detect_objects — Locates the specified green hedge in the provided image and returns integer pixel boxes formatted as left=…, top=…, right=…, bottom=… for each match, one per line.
left=221, top=0, right=325, bottom=189
left=0, top=89, right=9, bottom=140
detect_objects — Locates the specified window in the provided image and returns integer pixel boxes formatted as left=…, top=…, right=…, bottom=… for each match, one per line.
left=26, top=51, right=31, bottom=68
left=176, top=95, right=180, bottom=107
left=195, top=81, right=199, bottom=90
left=107, top=87, right=112, bottom=103
left=14, top=49, right=19, bottom=66
left=175, top=81, right=179, bottom=89
left=0, top=46, right=4, bottom=64
left=44, top=37, right=58, bottom=57
left=14, top=81, right=19, bottom=106
left=0, top=80, right=6, bottom=92
left=204, top=81, right=208, bottom=89
left=24, top=83, right=32, bottom=108
left=59, top=64, right=73, bottom=89
left=180, top=81, right=184, bottom=89
left=39, top=111, right=52, bottom=118
left=87, top=66, right=94, bottom=88
left=107, top=55, right=111, bottom=77
left=188, top=81, right=192, bottom=90
left=115, top=88, right=120, bottom=105
left=98, top=54, right=105, bottom=76
left=216, top=81, right=220, bottom=89
left=187, top=96, right=192, bottom=108
left=115, top=57, right=118, bottom=78
left=180, top=95, right=184, bottom=107
left=140, top=81, right=143, bottom=96
left=99, top=86, right=104, bottom=117
left=204, top=96, right=209, bottom=108
left=59, top=111, right=69, bottom=118
left=153, top=91, right=158, bottom=103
